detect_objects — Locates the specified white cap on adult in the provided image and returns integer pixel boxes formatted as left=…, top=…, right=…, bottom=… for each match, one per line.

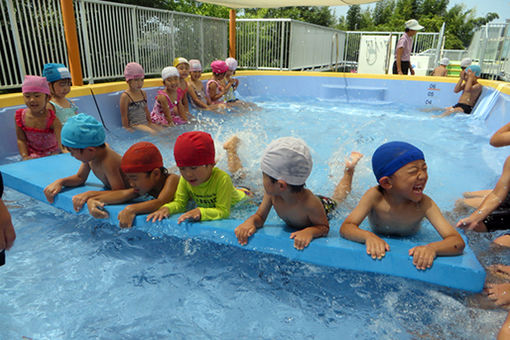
left=460, top=58, right=472, bottom=68
left=405, top=19, right=424, bottom=31
left=440, top=57, right=450, bottom=66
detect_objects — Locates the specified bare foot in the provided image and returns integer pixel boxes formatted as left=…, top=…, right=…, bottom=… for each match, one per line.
left=487, top=283, right=510, bottom=307
left=489, top=265, right=510, bottom=280
left=345, top=151, right=363, bottom=171
left=494, top=235, right=510, bottom=248
left=223, top=135, right=240, bottom=151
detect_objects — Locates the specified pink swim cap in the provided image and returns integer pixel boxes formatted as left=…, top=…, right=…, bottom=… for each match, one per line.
left=22, top=75, right=50, bottom=95
left=189, top=59, right=202, bottom=72
left=211, top=60, right=228, bottom=74
left=124, top=62, right=145, bottom=80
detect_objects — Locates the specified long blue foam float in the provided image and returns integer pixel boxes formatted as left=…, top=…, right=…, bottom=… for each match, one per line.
left=0, top=153, right=485, bottom=292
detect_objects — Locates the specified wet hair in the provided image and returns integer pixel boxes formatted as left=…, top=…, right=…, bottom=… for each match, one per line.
left=265, top=173, right=305, bottom=193
left=63, top=143, right=106, bottom=153
left=145, top=167, right=168, bottom=176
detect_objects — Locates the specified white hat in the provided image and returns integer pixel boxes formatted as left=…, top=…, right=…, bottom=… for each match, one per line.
left=225, top=57, right=238, bottom=71
left=260, top=137, right=313, bottom=186
left=440, top=57, right=449, bottom=66
left=460, top=58, right=472, bottom=68
left=405, top=19, right=424, bottom=31
left=161, top=66, right=179, bottom=80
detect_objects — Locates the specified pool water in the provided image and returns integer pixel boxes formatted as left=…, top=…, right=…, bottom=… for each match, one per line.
left=1, top=95, right=508, bottom=339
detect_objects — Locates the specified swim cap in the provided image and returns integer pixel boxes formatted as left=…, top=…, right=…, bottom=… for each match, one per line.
left=225, top=57, right=238, bottom=71
left=124, top=62, right=144, bottom=80
left=173, top=57, right=189, bottom=67
left=61, top=113, right=105, bottom=149
left=121, top=142, right=163, bottom=173
left=460, top=58, right=472, bottom=68
left=161, top=66, right=179, bottom=80
left=174, top=131, right=215, bottom=167
left=42, top=63, right=71, bottom=83
left=372, top=141, right=425, bottom=182
left=211, top=60, right=228, bottom=74
left=467, top=64, right=481, bottom=77
left=22, top=75, right=50, bottom=95
left=189, top=59, right=202, bottom=72
left=260, top=137, right=313, bottom=186
left=440, top=57, right=449, bottom=66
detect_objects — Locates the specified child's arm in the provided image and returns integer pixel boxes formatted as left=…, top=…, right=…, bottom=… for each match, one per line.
left=410, top=196, right=465, bottom=270
left=51, top=116, right=63, bottom=153
left=340, top=187, right=390, bottom=259
left=15, top=125, right=30, bottom=160
left=147, top=176, right=189, bottom=222
left=44, top=162, right=91, bottom=203
left=490, top=122, right=510, bottom=147
left=453, top=73, right=465, bottom=93
left=235, top=193, right=273, bottom=245
left=290, top=197, right=330, bottom=250
left=457, top=156, right=510, bottom=230
left=181, top=89, right=190, bottom=114
left=187, top=81, right=209, bottom=109
left=176, top=100, right=189, bottom=122
left=141, top=91, right=153, bottom=127
left=156, top=94, right=174, bottom=127
left=87, top=188, right=139, bottom=218
left=208, top=82, right=223, bottom=102
left=119, top=92, right=132, bottom=130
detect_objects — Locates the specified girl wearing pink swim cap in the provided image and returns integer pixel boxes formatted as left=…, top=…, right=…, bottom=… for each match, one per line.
left=15, top=75, right=63, bottom=160
left=206, top=60, right=236, bottom=104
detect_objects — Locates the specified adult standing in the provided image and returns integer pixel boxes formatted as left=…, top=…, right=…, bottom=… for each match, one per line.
left=0, top=172, right=16, bottom=266
left=393, top=19, right=424, bottom=75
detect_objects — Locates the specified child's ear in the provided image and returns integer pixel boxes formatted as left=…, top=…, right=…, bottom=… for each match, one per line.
left=151, top=168, right=161, bottom=178
left=379, top=176, right=392, bottom=190
left=277, top=180, right=287, bottom=191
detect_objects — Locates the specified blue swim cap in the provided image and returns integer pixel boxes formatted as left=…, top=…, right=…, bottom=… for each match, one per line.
left=42, top=63, right=71, bottom=83
left=61, top=113, right=105, bottom=149
left=467, top=64, right=481, bottom=77
left=372, top=141, right=425, bottom=182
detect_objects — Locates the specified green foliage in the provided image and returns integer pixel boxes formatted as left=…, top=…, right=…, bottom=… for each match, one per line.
left=243, top=7, right=335, bottom=27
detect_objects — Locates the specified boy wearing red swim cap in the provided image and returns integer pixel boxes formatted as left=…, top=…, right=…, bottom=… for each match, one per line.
left=87, top=142, right=179, bottom=228
left=147, top=131, right=249, bottom=223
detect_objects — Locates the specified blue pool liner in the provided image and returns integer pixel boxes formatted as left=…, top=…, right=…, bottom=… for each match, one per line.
left=0, top=153, right=486, bottom=292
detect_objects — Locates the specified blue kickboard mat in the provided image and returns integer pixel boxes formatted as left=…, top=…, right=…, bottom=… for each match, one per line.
left=0, top=153, right=486, bottom=292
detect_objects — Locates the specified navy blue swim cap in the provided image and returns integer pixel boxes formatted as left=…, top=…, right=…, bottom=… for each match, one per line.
left=372, top=141, right=425, bottom=182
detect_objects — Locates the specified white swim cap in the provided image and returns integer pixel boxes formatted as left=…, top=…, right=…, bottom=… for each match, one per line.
left=460, top=58, right=472, bottom=68
left=161, top=66, right=179, bottom=80
left=225, top=57, right=238, bottom=71
left=440, top=57, right=449, bottom=66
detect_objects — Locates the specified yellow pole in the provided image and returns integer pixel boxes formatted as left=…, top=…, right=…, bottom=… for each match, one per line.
left=229, top=9, right=236, bottom=58
left=60, top=0, right=83, bottom=85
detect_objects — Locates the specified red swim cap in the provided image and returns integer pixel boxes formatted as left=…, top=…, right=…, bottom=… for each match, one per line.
left=174, top=131, right=215, bottom=167
left=121, top=142, right=163, bottom=173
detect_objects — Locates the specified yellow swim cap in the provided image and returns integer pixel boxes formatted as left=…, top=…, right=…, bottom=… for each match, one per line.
left=173, top=57, right=189, bottom=67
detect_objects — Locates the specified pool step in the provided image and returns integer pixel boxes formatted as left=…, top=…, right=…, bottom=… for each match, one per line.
left=321, top=84, right=389, bottom=103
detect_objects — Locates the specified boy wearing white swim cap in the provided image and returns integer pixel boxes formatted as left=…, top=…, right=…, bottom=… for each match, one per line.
left=234, top=136, right=362, bottom=250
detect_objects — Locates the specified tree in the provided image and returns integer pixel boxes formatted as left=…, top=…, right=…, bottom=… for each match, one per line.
left=346, top=5, right=361, bottom=30
left=243, top=7, right=336, bottom=27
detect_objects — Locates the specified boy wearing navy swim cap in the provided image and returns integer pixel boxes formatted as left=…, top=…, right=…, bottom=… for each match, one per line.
left=340, top=141, right=465, bottom=270
left=44, top=114, right=130, bottom=212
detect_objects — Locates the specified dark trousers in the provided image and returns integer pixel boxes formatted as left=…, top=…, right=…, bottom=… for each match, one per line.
left=392, top=60, right=411, bottom=74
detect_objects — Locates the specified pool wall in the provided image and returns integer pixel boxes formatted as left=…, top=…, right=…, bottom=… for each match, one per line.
left=1, top=71, right=509, bottom=161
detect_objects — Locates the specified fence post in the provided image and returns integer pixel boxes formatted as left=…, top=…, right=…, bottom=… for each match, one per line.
left=78, top=0, right=93, bottom=84
left=60, top=0, right=83, bottom=85
left=131, top=7, right=139, bottom=62
left=200, top=17, right=204, bottom=65
left=6, top=0, right=26, bottom=80
left=229, top=9, right=236, bottom=58
left=256, top=21, right=259, bottom=70
left=279, top=21, right=285, bottom=70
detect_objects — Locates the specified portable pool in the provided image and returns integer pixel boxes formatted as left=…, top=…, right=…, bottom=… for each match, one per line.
left=1, top=72, right=510, bottom=339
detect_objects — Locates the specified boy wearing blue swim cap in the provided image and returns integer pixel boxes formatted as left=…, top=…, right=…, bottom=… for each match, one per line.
left=44, top=114, right=130, bottom=212
left=340, top=141, right=465, bottom=270
left=436, top=64, right=483, bottom=117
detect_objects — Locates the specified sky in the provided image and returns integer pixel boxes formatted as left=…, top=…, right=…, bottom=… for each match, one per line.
left=333, top=0, right=510, bottom=23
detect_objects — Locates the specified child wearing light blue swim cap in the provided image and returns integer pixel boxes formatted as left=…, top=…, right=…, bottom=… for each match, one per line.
left=340, top=141, right=465, bottom=270
left=44, top=113, right=130, bottom=212
left=42, top=63, right=78, bottom=123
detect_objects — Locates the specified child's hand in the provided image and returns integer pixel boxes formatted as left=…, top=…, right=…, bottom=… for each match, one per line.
left=88, top=199, right=109, bottom=219
left=365, top=234, right=390, bottom=260
left=409, top=245, right=436, bottom=270
left=44, top=181, right=62, bottom=203
left=456, top=217, right=483, bottom=231
left=177, top=208, right=201, bottom=224
left=290, top=229, right=314, bottom=250
left=146, top=206, right=170, bottom=222
left=235, top=221, right=257, bottom=245
left=72, top=192, right=90, bottom=212
left=118, top=206, right=136, bottom=228
left=487, top=283, right=510, bottom=307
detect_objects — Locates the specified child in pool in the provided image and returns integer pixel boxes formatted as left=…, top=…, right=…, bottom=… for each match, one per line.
left=44, top=114, right=130, bottom=212
left=150, top=66, right=187, bottom=126
left=435, top=65, right=483, bottom=117
left=87, top=142, right=179, bottom=228
left=147, top=131, right=250, bottom=224
left=206, top=60, right=235, bottom=105
left=234, top=136, right=363, bottom=250
left=42, top=63, right=78, bottom=124
left=340, top=141, right=465, bottom=270
left=223, top=57, right=258, bottom=110
left=15, top=75, right=63, bottom=160
left=186, top=59, right=226, bottom=112
left=173, top=57, right=191, bottom=117
left=431, top=57, right=449, bottom=77
left=120, top=62, right=160, bottom=134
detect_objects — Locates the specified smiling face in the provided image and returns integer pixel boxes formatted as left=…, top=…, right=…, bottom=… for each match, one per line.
left=163, top=76, right=180, bottom=90
left=23, top=92, right=49, bottom=114
left=50, top=79, right=72, bottom=98
left=128, top=77, right=144, bottom=91
left=389, top=160, right=428, bottom=202
left=190, top=70, right=202, bottom=81
left=176, top=63, right=190, bottom=79
left=178, top=164, right=213, bottom=186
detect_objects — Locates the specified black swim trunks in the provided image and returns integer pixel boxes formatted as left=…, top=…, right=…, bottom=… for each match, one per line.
left=483, top=193, right=510, bottom=231
left=392, top=60, right=411, bottom=75
left=453, top=102, right=473, bottom=114
left=317, top=195, right=337, bottom=220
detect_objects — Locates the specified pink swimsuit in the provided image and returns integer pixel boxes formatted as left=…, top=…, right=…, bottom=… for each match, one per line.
left=206, top=80, right=225, bottom=104
left=150, top=89, right=186, bottom=125
left=15, top=108, right=59, bottom=158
